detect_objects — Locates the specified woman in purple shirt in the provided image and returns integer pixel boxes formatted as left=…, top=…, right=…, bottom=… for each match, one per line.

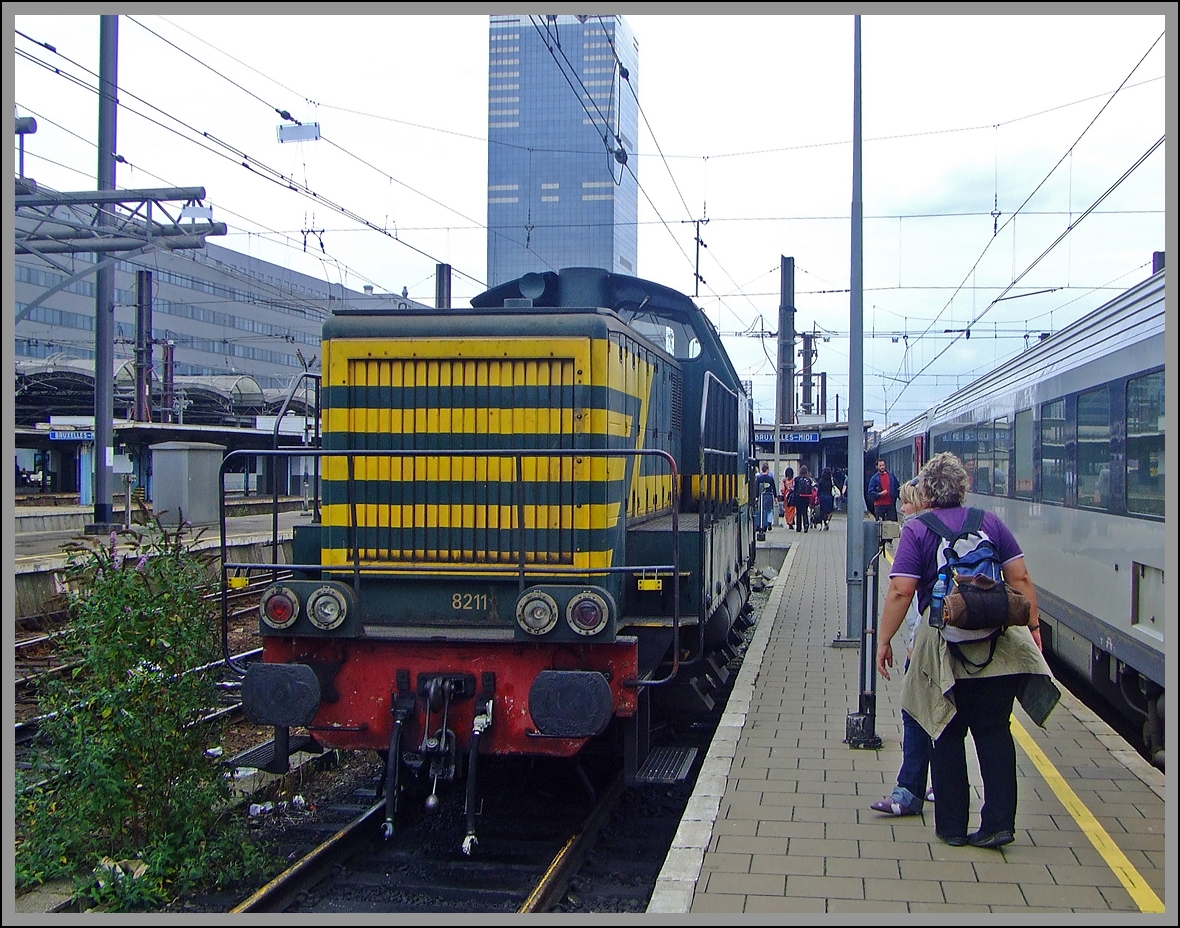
left=875, top=452, right=1050, bottom=849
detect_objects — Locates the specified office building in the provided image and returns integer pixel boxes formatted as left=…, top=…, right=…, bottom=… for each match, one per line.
left=486, top=14, right=639, bottom=286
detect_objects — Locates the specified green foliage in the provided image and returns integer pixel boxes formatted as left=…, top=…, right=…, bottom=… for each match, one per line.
left=15, top=520, right=265, bottom=909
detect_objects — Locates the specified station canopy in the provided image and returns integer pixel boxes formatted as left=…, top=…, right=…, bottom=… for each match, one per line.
left=15, top=357, right=279, bottom=427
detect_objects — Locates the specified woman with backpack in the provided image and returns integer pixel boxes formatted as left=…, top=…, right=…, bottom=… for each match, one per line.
left=875, top=452, right=1053, bottom=849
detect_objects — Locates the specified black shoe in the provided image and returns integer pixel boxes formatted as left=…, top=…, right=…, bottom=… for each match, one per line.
left=967, top=829, right=1014, bottom=848
left=937, top=833, right=968, bottom=847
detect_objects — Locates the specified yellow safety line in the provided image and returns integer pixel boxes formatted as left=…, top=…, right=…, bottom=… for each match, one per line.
left=881, top=542, right=1163, bottom=912
left=1011, top=719, right=1164, bottom=912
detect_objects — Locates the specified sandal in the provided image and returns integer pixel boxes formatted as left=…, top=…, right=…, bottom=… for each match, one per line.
left=870, top=797, right=920, bottom=816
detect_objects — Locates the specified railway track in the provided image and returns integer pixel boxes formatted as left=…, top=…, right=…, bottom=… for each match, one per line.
left=233, top=762, right=626, bottom=914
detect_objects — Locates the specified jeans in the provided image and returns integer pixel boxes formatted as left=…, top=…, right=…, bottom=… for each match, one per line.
left=757, top=490, right=775, bottom=531
left=929, top=674, right=1022, bottom=839
left=892, top=660, right=931, bottom=811
left=874, top=502, right=898, bottom=521
left=794, top=501, right=810, bottom=532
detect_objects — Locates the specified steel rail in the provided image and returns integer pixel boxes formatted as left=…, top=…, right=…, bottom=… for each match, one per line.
left=230, top=800, right=386, bottom=913
left=518, top=772, right=625, bottom=913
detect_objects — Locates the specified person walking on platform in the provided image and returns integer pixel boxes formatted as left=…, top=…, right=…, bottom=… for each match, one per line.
left=754, top=462, right=777, bottom=538
left=871, top=478, right=934, bottom=816
left=867, top=458, right=900, bottom=521
left=816, top=467, right=836, bottom=530
left=791, top=465, right=814, bottom=533
left=875, top=452, right=1054, bottom=848
left=781, top=467, right=796, bottom=530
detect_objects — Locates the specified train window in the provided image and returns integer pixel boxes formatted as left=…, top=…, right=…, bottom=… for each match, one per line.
left=971, top=422, right=993, bottom=494
left=1126, top=371, right=1164, bottom=517
left=1077, top=386, right=1111, bottom=510
left=1041, top=399, right=1067, bottom=504
left=1014, top=409, right=1034, bottom=499
left=961, top=425, right=977, bottom=489
left=993, top=417, right=1011, bottom=497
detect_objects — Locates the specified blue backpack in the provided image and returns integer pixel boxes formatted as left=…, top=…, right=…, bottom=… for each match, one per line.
left=917, top=507, right=1011, bottom=670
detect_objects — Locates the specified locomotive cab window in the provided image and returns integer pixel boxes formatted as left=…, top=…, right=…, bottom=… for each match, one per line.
left=1077, top=386, right=1111, bottom=510
left=1127, top=370, right=1164, bottom=517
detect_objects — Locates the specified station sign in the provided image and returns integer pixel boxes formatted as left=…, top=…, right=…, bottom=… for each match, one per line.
left=754, top=431, right=821, bottom=443
left=49, top=430, right=95, bottom=441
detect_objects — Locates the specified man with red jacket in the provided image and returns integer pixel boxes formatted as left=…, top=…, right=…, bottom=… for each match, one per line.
left=867, top=458, right=900, bottom=521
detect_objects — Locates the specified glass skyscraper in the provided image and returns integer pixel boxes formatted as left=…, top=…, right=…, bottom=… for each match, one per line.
left=486, top=14, right=639, bottom=287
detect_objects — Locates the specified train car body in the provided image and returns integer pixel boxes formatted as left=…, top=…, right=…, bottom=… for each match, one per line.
left=231, top=268, right=755, bottom=833
left=876, top=268, right=1166, bottom=765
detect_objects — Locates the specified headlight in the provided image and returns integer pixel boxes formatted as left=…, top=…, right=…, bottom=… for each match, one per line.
left=566, top=590, right=609, bottom=636
left=260, top=585, right=300, bottom=630
left=306, top=586, right=348, bottom=630
left=516, top=590, right=559, bottom=636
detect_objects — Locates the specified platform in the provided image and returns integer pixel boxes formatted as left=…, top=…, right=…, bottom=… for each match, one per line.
left=648, top=512, right=1168, bottom=915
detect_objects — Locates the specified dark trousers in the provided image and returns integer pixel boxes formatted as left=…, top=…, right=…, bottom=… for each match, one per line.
left=929, top=674, right=1022, bottom=839
left=794, top=500, right=810, bottom=532
left=874, top=502, right=898, bottom=521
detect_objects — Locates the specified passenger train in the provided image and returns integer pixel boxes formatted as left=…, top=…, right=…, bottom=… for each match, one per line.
left=876, top=267, right=1166, bottom=767
left=224, top=267, right=756, bottom=848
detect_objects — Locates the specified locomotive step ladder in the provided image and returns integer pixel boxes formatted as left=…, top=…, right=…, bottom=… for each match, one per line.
left=634, top=745, right=697, bottom=785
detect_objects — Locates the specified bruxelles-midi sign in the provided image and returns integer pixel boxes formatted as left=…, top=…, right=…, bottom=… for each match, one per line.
left=49, top=430, right=95, bottom=441
left=754, top=431, right=820, bottom=443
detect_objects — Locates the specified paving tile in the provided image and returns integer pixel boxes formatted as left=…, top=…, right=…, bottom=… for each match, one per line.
left=700, top=851, right=752, bottom=874
left=784, top=836, right=859, bottom=859
left=1019, top=883, right=1114, bottom=910
left=784, top=874, right=864, bottom=900
left=1101, top=829, right=1164, bottom=851
left=898, top=859, right=977, bottom=882
left=1096, top=884, right=1146, bottom=911
left=732, top=777, right=795, bottom=793
left=909, top=902, right=991, bottom=913
left=786, top=806, right=860, bottom=824
left=714, top=835, right=788, bottom=856
left=864, top=877, right=945, bottom=903
left=824, top=856, right=901, bottom=880
left=711, top=819, right=758, bottom=836
left=825, top=821, right=902, bottom=841
left=690, top=892, right=747, bottom=913
left=970, top=861, right=1054, bottom=884
left=829, top=898, right=908, bottom=912
left=749, top=853, right=825, bottom=876
left=858, top=840, right=933, bottom=861
left=942, top=881, right=1026, bottom=906
left=1045, top=863, right=1129, bottom=887
left=744, top=895, right=826, bottom=913
left=754, top=820, right=825, bottom=839
left=703, top=871, right=786, bottom=896
left=998, top=843, right=1084, bottom=867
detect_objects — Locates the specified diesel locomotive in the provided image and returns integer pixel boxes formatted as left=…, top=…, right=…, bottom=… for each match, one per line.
left=225, top=267, right=757, bottom=848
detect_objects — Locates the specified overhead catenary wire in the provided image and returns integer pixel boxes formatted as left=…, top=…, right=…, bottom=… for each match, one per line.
left=13, top=103, right=398, bottom=301
left=15, top=34, right=489, bottom=290
left=886, top=28, right=1164, bottom=395
left=888, top=133, right=1164, bottom=414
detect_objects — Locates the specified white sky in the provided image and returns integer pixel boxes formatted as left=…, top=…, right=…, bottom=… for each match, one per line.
left=10, top=10, right=1170, bottom=427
